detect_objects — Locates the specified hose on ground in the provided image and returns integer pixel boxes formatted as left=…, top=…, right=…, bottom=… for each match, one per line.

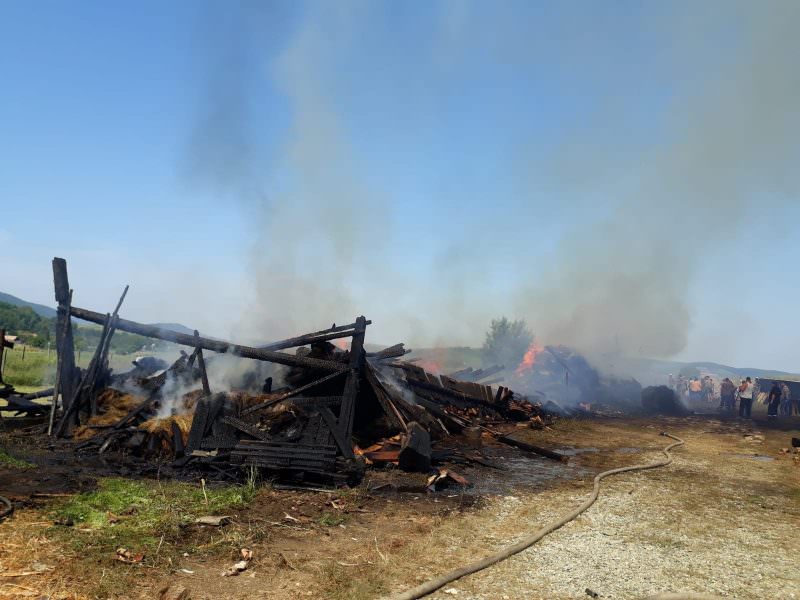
left=390, top=432, right=686, bottom=600
left=0, top=495, right=12, bottom=522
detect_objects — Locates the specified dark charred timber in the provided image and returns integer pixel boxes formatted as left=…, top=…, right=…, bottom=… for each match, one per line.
left=48, top=289, right=72, bottom=435
left=407, top=378, right=502, bottom=415
left=0, top=330, right=12, bottom=350
left=496, top=434, right=568, bottom=462
left=220, top=415, right=271, bottom=441
left=258, top=320, right=372, bottom=352
left=68, top=305, right=349, bottom=373
left=172, top=422, right=186, bottom=457
left=338, top=316, right=367, bottom=441
left=53, top=258, right=78, bottom=414
left=241, top=371, right=348, bottom=416
left=317, top=406, right=355, bottom=459
left=399, top=422, right=431, bottom=472
left=0, top=329, right=6, bottom=388
left=472, top=365, right=504, bottom=382
left=194, top=331, right=211, bottom=395
left=366, top=344, right=408, bottom=360
left=446, top=367, right=473, bottom=379
left=24, top=387, right=55, bottom=400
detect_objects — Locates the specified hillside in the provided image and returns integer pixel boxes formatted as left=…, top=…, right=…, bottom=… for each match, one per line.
left=0, top=291, right=57, bottom=318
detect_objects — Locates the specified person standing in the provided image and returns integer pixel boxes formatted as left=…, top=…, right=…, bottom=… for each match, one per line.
left=689, top=377, right=702, bottom=404
left=720, top=377, right=736, bottom=413
left=780, top=382, right=792, bottom=416
left=738, top=377, right=754, bottom=418
left=767, top=381, right=781, bottom=418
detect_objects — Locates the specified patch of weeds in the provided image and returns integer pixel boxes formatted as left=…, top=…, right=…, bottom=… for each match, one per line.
left=318, top=512, right=348, bottom=527
left=0, top=448, right=34, bottom=469
left=49, top=477, right=257, bottom=562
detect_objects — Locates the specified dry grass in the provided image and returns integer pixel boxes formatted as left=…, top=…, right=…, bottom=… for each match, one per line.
left=71, top=390, right=146, bottom=440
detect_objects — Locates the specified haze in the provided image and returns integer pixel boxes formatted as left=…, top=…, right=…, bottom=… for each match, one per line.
left=2, top=1, right=799, bottom=372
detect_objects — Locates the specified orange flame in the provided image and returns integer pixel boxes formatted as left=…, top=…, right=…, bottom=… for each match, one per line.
left=417, top=359, right=443, bottom=374
left=515, top=342, right=543, bottom=376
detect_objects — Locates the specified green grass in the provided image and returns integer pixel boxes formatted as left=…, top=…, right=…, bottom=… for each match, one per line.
left=50, top=477, right=257, bottom=561
left=2, top=348, right=55, bottom=387
left=1, top=346, right=175, bottom=389
left=0, top=448, right=34, bottom=469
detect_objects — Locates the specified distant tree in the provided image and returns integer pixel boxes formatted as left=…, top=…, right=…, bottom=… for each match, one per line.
left=481, top=317, right=534, bottom=368
left=679, top=366, right=701, bottom=379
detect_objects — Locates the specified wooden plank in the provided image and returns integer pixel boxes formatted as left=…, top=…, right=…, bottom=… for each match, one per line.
left=317, top=406, right=355, bottom=459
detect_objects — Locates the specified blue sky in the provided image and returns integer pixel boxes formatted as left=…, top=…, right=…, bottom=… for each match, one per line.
left=2, top=1, right=799, bottom=372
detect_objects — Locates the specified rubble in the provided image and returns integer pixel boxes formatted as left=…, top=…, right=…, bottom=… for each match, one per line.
left=22, top=257, right=559, bottom=487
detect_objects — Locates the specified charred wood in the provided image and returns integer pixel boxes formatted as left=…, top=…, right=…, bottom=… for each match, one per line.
left=69, top=305, right=349, bottom=373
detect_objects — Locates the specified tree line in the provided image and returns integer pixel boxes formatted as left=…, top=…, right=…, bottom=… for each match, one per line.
left=0, top=301, right=160, bottom=354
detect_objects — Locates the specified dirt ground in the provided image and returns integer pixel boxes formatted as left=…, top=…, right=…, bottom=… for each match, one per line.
left=1, top=414, right=798, bottom=600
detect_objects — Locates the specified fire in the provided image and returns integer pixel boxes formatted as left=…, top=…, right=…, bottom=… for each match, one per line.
left=333, top=338, right=350, bottom=351
left=417, top=359, right=442, bottom=374
left=515, top=342, right=543, bottom=376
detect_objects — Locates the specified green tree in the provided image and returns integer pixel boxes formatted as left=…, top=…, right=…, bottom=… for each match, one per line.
left=481, top=317, right=534, bottom=368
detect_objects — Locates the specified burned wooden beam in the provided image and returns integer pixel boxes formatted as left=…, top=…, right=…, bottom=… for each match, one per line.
left=194, top=330, right=211, bottom=396
left=366, top=344, right=408, bottom=360
left=68, top=305, right=349, bottom=373
left=399, top=422, right=431, bottom=472
left=241, top=371, right=348, bottom=416
left=496, top=434, right=568, bottom=462
left=473, top=365, right=504, bottom=381
left=258, top=320, right=372, bottom=352
left=407, top=377, right=502, bottom=414
left=338, top=316, right=367, bottom=441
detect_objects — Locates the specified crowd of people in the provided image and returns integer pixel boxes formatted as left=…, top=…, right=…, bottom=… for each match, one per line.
left=668, top=373, right=800, bottom=419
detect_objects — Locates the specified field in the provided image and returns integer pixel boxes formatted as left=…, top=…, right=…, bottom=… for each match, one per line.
left=0, top=345, right=169, bottom=390
left=0, top=414, right=797, bottom=599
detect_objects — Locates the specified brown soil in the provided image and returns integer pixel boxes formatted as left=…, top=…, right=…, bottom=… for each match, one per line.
left=1, top=414, right=798, bottom=599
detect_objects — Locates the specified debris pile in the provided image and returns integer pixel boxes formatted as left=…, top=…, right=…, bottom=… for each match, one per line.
left=41, top=258, right=555, bottom=486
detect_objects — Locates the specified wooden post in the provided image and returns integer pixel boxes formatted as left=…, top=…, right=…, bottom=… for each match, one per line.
left=194, top=330, right=210, bottom=396
left=53, top=258, right=77, bottom=413
left=0, top=328, right=5, bottom=385
left=21, top=345, right=26, bottom=361
left=338, top=315, right=367, bottom=444
left=48, top=290, right=71, bottom=436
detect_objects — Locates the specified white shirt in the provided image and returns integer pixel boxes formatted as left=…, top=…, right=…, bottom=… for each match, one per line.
left=740, top=382, right=753, bottom=400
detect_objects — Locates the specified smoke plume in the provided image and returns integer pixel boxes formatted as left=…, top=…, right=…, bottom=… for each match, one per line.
left=183, top=1, right=800, bottom=368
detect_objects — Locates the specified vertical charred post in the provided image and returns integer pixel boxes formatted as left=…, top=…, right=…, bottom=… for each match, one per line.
left=194, top=330, right=211, bottom=396
left=52, top=258, right=77, bottom=415
left=338, top=315, right=367, bottom=444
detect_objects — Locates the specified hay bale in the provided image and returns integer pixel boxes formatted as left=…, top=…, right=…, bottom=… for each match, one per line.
left=139, top=414, right=193, bottom=445
left=72, top=389, right=147, bottom=440
left=641, top=385, right=688, bottom=416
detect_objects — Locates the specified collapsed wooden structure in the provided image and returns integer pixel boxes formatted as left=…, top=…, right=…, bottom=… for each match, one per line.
left=48, top=257, right=550, bottom=483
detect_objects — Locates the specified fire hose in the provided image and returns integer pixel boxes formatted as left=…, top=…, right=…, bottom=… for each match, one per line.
left=0, top=495, right=12, bottom=522
left=391, top=432, right=720, bottom=600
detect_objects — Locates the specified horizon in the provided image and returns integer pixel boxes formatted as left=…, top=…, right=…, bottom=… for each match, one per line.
left=3, top=1, right=800, bottom=372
